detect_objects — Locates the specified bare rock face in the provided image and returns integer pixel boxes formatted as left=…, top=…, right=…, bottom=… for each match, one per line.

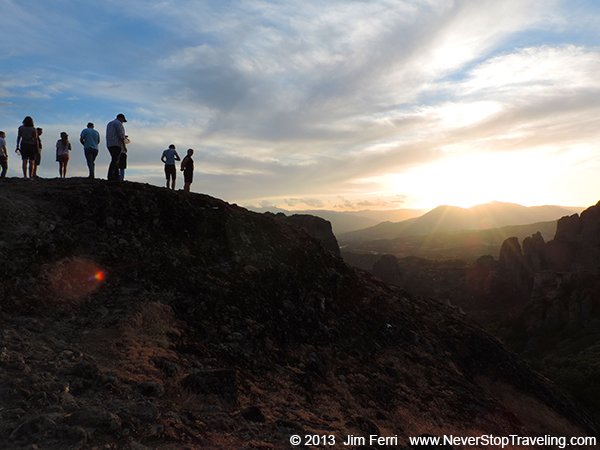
left=499, top=237, right=525, bottom=276
left=277, top=213, right=341, bottom=257
left=522, top=232, right=546, bottom=273
left=578, top=202, right=600, bottom=273
left=554, top=213, right=581, bottom=243
left=0, top=179, right=595, bottom=448
left=542, top=202, right=600, bottom=274
left=498, top=236, right=532, bottom=298
left=544, top=240, right=576, bottom=272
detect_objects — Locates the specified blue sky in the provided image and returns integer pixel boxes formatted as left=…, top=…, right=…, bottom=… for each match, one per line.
left=2, top=0, right=600, bottom=210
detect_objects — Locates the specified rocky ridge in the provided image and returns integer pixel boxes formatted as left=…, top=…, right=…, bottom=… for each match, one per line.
left=0, top=178, right=595, bottom=449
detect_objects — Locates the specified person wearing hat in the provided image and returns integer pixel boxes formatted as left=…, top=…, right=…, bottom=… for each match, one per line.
left=80, top=122, right=100, bottom=179
left=56, top=132, right=72, bottom=178
left=106, top=113, right=127, bottom=181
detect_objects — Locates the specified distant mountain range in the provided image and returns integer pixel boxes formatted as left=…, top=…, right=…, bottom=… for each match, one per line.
left=342, top=220, right=559, bottom=262
left=340, top=202, right=584, bottom=242
left=248, top=206, right=424, bottom=234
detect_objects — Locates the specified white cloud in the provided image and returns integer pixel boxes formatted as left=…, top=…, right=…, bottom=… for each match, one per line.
left=2, top=0, right=600, bottom=208
left=461, top=45, right=600, bottom=96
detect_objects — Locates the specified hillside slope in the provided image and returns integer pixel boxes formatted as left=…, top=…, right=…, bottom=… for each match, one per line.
left=0, top=179, right=594, bottom=449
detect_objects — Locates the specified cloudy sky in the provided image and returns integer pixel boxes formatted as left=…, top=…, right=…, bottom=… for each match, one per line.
left=1, top=0, right=599, bottom=210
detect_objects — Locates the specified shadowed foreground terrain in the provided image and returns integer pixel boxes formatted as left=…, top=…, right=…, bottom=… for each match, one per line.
left=0, top=179, right=596, bottom=449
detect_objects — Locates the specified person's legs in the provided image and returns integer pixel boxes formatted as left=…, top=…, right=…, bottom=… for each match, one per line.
left=22, top=159, right=27, bottom=178
left=109, top=147, right=120, bottom=180
left=33, top=153, right=40, bottom=177
left=118, top=153, right=126, bottom=181
left=107, top=146, right=121, bottom=180
left=85, top=148, right=98, bottom=178
left=184, top=170, right=193, bottom=192
left=85, top=149, right=93, bottom=178
left=0, top=159, right=7, bottom=178
left=166, top=165, right=176, bottom=189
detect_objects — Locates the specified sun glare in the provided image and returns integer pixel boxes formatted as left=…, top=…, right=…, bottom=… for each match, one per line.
left=387, top=149, right=567, bottom=209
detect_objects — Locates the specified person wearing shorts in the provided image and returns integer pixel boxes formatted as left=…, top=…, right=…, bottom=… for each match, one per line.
left=55, top=132, right=72, bottom=178
left=16, top=116, right=39, bottom=178
left=180, top=148, right=194, bottom=193
left=161, top=144, right=180, bottom=189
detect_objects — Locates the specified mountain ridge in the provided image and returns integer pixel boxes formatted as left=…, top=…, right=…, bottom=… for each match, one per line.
left=249, top=206, right=425, bottom=234
left=341, top=202, right=584, bottom=242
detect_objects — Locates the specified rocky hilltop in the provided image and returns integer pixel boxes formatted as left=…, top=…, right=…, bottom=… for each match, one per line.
left=0, top=179, right=595, bottom=449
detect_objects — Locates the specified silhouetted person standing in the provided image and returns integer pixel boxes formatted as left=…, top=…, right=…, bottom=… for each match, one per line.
left=180, top=148, right=194, bottom=193
left=118, top=138, right=128, bottom=180
left=16, top=116, right=39, bottom=178
left=80, top=122, right=100, bottom=178
left=0, top=131, right=7, bottom=178
left=161, top=144, right=180, bottom=189
left=106, top=113, right=127, bottom=181
left=56, top=132, right=71, bottom=178
left=33, top=128, right=43, bottom=178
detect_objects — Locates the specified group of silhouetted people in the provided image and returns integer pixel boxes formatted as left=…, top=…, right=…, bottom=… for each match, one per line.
left=161, top=145, right=195, bottom=192
left=0, top=114, right=195, bottom=191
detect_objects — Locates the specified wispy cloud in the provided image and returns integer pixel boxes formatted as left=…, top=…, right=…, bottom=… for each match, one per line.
left=1, top=0, right=599, bottom=208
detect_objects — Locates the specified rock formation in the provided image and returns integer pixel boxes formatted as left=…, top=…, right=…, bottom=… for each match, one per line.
left=280, top=213, right=340, bottom=257
left=522, top=231, right=546, bottom=273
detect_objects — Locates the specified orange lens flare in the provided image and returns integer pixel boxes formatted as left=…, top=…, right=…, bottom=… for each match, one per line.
left=42, top=257, right=107, bottom=302
left=93, top=271, right=106, bottom=282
